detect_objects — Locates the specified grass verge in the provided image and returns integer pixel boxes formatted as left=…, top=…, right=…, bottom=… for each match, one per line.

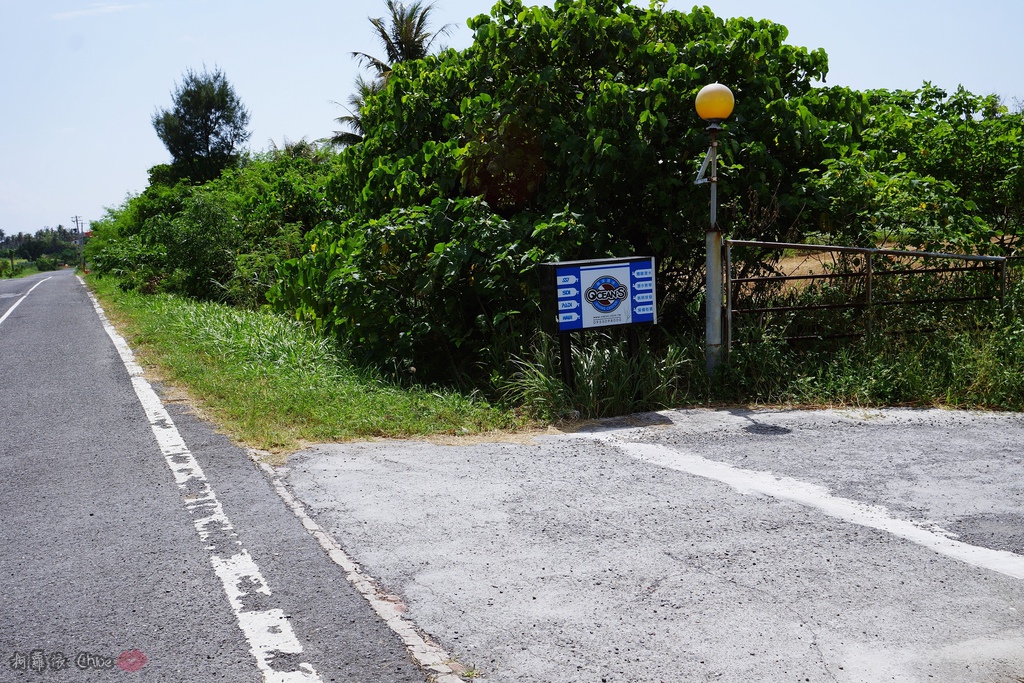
left=505, top=295, right=1024, bottom=421
left=87, top=275, right=525, bottom=453
left=0, top=262, right=41, bottom=279
left=86, top=274, right=1024, bottom=452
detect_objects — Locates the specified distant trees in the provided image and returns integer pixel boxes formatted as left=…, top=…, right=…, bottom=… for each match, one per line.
left=152, top=67, right=252, bottom=184
left=330, top=0, right=452, bottom=146
left=0, top=226, right=79, bottom=264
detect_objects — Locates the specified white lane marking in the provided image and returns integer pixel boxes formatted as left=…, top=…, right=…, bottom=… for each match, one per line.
left=0, top=277, right=52, bottom=327
left=79, top=278, right=322, bottom=683
left=617, top=440, right=1024, bottom=581
left=250, top=454, right=469, bottom=683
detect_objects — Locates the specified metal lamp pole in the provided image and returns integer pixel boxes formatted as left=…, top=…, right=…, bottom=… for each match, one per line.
left=694, top=83, right=735, bottom=377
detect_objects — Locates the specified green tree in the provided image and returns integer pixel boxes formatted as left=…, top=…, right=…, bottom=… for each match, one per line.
left=9, top=226, right=79, bottom=263
left=152, top=67, right=252, bottom=184
left=349, top=0, right=845, bottom=294
left=354, top=0, right=452, bottom=78
left=330, top=0, right=452, bottom=146
left=806, top=84, right=1024, bottom=252
left=88, top=141, right=343, bottom=306
left=280, top=0, right=859, bottom=383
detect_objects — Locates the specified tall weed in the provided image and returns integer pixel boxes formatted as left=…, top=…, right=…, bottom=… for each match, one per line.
left=503, top=287, right=1024, bottom=418
left=502, top=330, right=703, bottom=420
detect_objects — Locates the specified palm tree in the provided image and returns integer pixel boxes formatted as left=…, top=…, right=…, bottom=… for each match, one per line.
left=329, top=0, right=452, bottom=147
left=328, top=74, right=384, bottom=147
left=354, top=0, right=452, bottom=79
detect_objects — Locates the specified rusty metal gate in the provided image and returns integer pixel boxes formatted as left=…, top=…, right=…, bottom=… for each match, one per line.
left=725, top=240, right=1012, bottom=347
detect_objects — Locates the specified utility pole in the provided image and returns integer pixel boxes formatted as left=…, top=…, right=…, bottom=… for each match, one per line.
left=71, top=215, right=85, bottom=270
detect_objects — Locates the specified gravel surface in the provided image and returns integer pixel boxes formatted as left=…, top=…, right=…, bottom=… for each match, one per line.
left=285, top=407, right=1024, bottom=683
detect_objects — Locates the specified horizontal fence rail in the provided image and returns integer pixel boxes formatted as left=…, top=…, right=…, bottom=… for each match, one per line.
left=725, top=240, right=1011, bottom=348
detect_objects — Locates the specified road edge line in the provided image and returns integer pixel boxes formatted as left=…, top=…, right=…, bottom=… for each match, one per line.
left=246, top=450, right=472, bottom=683
left=78, top=277, right=324, bottom=683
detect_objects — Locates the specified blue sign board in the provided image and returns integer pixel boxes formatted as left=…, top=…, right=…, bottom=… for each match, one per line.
left=540, top=257, right=656, bottom=334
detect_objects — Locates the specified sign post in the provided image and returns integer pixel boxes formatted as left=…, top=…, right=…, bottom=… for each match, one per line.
left=539, top=256, right=657, bottom=388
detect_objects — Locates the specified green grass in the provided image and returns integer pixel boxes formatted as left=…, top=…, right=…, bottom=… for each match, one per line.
left=0, top=260, right=39, bottom=278
left=86, top=272, right=1024, bottom=454
left=503, top=330, right=709, bottom=420
left=87, top=276, right=525, bottom=453
left=504, top=291, right=1024, bottom=420
left=716, top=318, right=1024, bottom=411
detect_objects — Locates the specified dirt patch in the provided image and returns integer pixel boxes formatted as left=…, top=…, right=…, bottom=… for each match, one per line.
left=422, top=425, right=572, bottom=446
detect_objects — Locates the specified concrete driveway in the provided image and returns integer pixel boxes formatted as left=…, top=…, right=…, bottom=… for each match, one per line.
left=281, top=408, right=1024, bottom=683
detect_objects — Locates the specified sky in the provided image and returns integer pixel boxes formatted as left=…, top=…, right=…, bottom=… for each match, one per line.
left=2, top=0, right=1022, bottom=236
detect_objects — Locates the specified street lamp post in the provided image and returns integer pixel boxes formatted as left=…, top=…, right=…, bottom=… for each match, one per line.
left=694, top=83, right=735, bottom=377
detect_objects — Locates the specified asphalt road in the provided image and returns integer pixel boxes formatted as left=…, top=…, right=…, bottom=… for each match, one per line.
left=285, top=409, right=1024, bottom=683
left=0, top=269, right=430, bottom=682
left=6, top=268, right=1024, bottom=683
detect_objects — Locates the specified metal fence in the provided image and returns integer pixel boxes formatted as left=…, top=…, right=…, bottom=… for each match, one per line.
left=725, top=240, right=1012, bottom=347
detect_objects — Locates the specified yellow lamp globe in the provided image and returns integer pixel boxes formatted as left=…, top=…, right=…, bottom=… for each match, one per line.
left=695, top=83, right=735, bottom=122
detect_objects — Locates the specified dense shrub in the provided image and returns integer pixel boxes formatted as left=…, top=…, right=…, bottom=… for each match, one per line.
left=806, top=85, right=1023, bottom=251
left=87, top=142, right=344, bottom=306
left=90, top=0, right=1024, bottom=406
left=0, top=259, right=23, bottom=277
left=272, top=197, right=594, bottom=383
left=34, top=255, right=60, bottom=272
left=274, top=0, right=865, bottom=384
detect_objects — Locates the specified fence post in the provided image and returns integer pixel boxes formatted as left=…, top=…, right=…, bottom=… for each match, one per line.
left=559, top=332, right=574, bottom=390
left=1000, top=258, right=1007, bottom=306
left=866, top=251, right=874, bottom=343
left=725, top=240, right=733, bottom=353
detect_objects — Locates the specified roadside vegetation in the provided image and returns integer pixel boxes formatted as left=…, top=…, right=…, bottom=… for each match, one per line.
left=504, top=288, right=1024, bottom=418
left=0, top=259, right=37, bottom=278
left=88, top=276, right=521, bottom=451
left=82, top=0, right=1024, bottom=429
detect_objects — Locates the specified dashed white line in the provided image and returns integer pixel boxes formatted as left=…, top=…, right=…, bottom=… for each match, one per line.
left=80, top=277, right=322, bottom=683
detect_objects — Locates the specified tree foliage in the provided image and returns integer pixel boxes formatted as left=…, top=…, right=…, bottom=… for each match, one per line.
left=152, top=67, right=252, bottom=184
left=93, top=0, right=1024, bottom=394
left=283, top=0, right=863, bottom=382
left=329, top=74, right=383, bottom=148
left=88, top=141, right=343, bottom=305
left=354, top=0, right=453, bottom=78
left=331, top=0, right=452, bottom=147
left=1, top=226, right=79, bottom=263
left=807, top=84, right=1024, bottom=252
